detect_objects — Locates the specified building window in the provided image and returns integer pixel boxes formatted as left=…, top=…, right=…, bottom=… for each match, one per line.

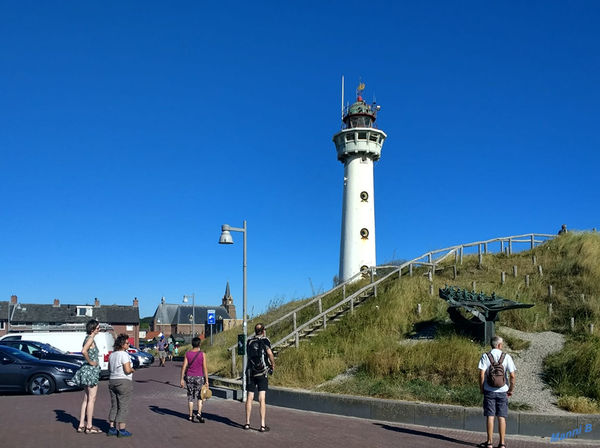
left=77, top=307, right=93, bottom=317
left=0, top=321, right=5, bottom=330
left=126, top=325, right=133, bottom=331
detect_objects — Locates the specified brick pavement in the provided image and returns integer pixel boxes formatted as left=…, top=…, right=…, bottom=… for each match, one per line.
left=0, top=359, right=594, bottom=448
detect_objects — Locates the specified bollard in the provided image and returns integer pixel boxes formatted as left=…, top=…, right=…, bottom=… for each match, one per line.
left=570, top=317, right=575, bottom=332
left=513, top=265, right=518, bottom=278
left=453, top=265, right=457, bottom=280
left=501, top=272, right=506, bottom=284
left=525, top=275, right=530, bottom=287
left=538, top=265, right=543, bottom=276
left=417, top=303, right=422, bottom=315
left=548, top=285, right=553, bottom=297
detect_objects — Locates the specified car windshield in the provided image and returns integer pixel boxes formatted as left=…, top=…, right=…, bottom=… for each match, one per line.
left=0, top=346, right=38, bottom=361
left=35, top=342, right=66, bottom=354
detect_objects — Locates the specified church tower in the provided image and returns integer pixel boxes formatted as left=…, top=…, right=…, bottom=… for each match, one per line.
left=221, top=281, right=237, bottom=319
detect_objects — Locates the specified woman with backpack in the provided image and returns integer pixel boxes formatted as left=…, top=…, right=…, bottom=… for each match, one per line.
left=180, top=337, right=209, bottom=423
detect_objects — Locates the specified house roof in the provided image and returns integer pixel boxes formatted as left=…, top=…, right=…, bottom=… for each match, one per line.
left=153, top=303, right=233, bottom=325
left=8, top=303, right=139, bottom=325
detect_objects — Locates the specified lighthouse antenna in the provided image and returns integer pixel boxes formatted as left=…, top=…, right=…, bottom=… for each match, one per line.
left=341, top=75, right=345, bottom=123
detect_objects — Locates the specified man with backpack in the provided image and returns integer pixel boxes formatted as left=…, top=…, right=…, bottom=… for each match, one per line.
left=478, top=335, right=516, bottom=448
left=244, top=323, right=275, bottom=432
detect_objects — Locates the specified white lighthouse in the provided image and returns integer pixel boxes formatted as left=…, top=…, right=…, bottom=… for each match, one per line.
left=333, top=82, right=387, bottom=282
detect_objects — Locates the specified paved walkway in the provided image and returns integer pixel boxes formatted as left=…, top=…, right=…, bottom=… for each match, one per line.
left=0, top=360, right=593, bottom=448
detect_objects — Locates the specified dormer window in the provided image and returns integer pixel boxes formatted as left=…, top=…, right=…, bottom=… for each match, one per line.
left=77, top=306, right=93, bottom=317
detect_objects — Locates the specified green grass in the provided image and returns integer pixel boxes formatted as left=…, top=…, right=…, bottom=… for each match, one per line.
left=202, top=232, right=600, bottom=410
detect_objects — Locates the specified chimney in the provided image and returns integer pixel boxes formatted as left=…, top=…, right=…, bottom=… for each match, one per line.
left=133, top=297, right=139, bottom=307
left=94, top=298, right=100, bottom=307
left=161, top=296, right=165, bottom=304
left=53, top=299, right=60, bottom=307
left=10, top=295, right=17, bottom=304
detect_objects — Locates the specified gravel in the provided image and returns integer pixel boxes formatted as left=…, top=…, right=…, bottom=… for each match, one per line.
left=497, top=326, right=569, bottom=415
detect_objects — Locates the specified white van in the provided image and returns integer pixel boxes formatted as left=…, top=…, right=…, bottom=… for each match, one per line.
left=0, top=330, right=115, bottom=377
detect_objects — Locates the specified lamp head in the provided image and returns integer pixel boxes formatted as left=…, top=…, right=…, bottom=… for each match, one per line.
left=219, top=224, right=234, bottom=244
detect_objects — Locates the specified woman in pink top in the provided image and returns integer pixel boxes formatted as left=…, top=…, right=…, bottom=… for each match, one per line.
left=180, top=337, right=209, bottom=422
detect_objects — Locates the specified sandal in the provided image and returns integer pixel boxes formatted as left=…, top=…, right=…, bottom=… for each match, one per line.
left=188, top=416, right=195, bottom=422
left=76, top=426, right=85, bottom=433
left=85, top=426, right=102, bottom=434
left=243, top=423, right=250, bottom=430
left=497, top=445, right=506, bottom=448
left=259, top=425, right=270, bottom=432
left=477, top=443, right=493, bottom=448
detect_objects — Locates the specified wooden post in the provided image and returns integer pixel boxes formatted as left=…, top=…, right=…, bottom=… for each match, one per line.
left=530, top=234, right=535, bottom=250
left=472, top=281, right=476, bottom=291
left=590, top=323, right=595, bottom=334
left=343, top=284, right=346, bottom=301
left=409, top=263, right=413, bottom=277
left=570, top=317, right=575, bottom=332
left=478, top=244, right=482, bottom=266
left=370, top=268, right=375, bottom=284
left=538, top=265, right=543, bottom=276
left=534, top=313, right=539, bottom=328
left=429, top=283, right=434, bottom=296
left=532, top=255, right=537, bottom=265
left=484, top=242, right=488, bottom=254
left=460, top=246, right=463, bottom=265
left=581, top=294, right=585, bottom=302
left=293, top=312, right=297, bottom=333
left=350, top=295, right=354, bottom=314
left=501, top=272, right=506, bottom=284
left=548, top=285, right=553, bottom=297
left=417, top=303, right=422, bottom=315
left=548, top=303, right=553, bottom=316
left=427, top=253, right=432, bottom=265
left=453, top=265, right=457, bottom=280
left=318, top=298, right=322, bottom=315
left=454, top=250, right=458, bottom=264
left=508, top=238, right=512, bottom=255
left=525, top=275, right=530, bottom=287
left=295, top=331, right=299, bottom=348
left=513, top=265, right=518, bottom=278
left=427, top=271, right=433, bottom=282
left=500, top=240, right=504, bottom=253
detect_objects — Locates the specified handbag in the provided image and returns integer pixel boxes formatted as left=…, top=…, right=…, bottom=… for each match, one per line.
left=183, top=350, right=202, bottom=381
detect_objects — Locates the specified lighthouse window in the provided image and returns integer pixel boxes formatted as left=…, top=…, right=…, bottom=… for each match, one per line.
left=358, top=132, right=367, bottom=140
left=369, top=134, right=378, bottom=142
left=345, top=133, right=354, bottom=142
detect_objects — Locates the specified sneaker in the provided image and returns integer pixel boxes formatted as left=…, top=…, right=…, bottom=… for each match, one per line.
left=107, top=427, right=118, bottom=437
left=117, top=429, right=133, bottom=437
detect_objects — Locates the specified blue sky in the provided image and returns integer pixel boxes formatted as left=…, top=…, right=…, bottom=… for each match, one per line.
left=2, top=1, right=599, bottom=319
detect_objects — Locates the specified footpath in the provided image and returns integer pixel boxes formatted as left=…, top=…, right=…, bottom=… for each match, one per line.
left=0, top=361, right=597, bottom=448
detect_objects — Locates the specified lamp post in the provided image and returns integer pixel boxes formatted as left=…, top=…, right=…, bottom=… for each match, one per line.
left=183, top=294, right=195, bottom=339
left=219, top=220, right=247, bottom=401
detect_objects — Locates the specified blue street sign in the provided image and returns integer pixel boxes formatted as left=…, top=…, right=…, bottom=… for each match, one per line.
left=207, top=309, right=216, bottom=325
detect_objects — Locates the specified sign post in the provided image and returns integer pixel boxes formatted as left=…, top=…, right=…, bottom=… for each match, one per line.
left=207, top=309, right=216, bottom=346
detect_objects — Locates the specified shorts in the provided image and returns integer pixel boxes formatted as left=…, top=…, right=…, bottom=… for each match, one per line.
left=483, top=391, right=508, bottom=417
left=185, top=375, right=205, bottom=402
left=158, top=351, right=167, bottom=359
left=246, top=373, right=268, bottom=394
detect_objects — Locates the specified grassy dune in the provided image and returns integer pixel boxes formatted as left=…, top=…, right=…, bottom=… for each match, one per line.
left=202, top=232, right=600, bottom=412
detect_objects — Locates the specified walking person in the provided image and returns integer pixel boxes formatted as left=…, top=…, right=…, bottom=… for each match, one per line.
left=107, top=334, right=135, bottom=437
left=478, top=336, right=516, bottom=448
left=180, top=337, right=209, bottom=423
left=74, top=319, right=102, bottom=434
left=244, top=323, right=275, bottom=432
left=157, top=335, right=167, bottom=367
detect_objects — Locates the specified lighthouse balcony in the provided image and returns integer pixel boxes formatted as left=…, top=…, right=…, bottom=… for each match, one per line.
left=333, top=128, right=387, bottom=162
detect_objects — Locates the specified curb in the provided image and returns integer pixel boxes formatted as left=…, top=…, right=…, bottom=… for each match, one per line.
left=208, top=376, right=600, bottom=441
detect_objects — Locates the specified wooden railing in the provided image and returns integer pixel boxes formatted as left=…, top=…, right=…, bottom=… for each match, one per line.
left=228, top=232, right=556, bottom=375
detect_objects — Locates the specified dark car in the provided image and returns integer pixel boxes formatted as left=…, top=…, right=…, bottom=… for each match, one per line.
left=0, top=345, right=80, bottom=394
left=0, top=340, right=86, bottom=367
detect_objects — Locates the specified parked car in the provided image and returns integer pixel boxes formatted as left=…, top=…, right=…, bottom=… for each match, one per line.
left=127, top=346, right=154, bottom=367
left=0, top=340, right=86, bottom=367
left=0, top=331, right=115, bottom=377
left=0, top=345, right=80, bottom=395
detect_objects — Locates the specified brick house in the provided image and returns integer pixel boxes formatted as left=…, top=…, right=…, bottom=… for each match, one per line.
left=1, top=295, right=140, bottom=347
left=151, top=283, right=240, bottom=339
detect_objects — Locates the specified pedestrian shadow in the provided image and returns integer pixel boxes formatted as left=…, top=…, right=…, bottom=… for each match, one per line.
left=136, top=379, right=180, bottom=388
left=148, top=406, right=243, bottom=429
left=54, top=409, right=109, bottom=432
left=374, top=423, right=474, bottom=446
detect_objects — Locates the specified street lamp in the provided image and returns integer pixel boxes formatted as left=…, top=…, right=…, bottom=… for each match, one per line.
left=183, top=294, right=195, bottom=338
left=219, top=221, right=247, bottom=401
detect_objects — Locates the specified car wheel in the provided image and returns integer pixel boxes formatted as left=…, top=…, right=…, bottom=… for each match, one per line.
left=28, top=374, right=56, bottom=395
